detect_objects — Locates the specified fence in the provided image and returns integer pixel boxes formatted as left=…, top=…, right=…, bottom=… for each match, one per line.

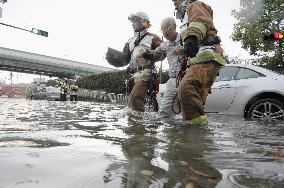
left=77, top=89, right=127, bottom=103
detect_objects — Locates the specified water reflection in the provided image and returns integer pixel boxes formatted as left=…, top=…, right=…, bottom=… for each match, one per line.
left=111, top=113, right=222, bottom=188
left=0, top=98, right=283, bottom=188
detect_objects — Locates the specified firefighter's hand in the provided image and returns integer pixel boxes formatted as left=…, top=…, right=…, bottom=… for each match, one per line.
left=136, top=51, right=145, bottom=60
left=183, top=35, right=199, bottom=58
left=136, top=51, right=145, bottom=63
left=136, top=50, right=153, bottom=62
left=143, top=50, right=153, bottom=61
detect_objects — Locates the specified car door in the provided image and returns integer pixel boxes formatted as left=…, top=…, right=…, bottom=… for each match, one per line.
left=33, top=89, right=41, bottom=99
left=34, top=88, right=45, bottom=99
left=38, top=88, right=47, bottom=99
left=205, top=66, right=240, bottom=113
left=230, top=67, right=265, bottom=99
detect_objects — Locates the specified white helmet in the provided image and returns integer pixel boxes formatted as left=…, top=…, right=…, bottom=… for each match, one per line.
left=128, top=11, right=150, bottom=23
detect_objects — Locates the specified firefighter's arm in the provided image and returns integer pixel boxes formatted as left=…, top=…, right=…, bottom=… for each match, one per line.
left=122, top=42, right=131, bottom=63
left=181, top=1, right=214, bottom=42
left=136, top=34, right=164, bottom=62
left=152, top=45, right=167, bottom=62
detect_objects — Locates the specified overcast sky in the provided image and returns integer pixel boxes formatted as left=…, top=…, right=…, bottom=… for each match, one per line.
left=0, top=0, right=252, bottom=84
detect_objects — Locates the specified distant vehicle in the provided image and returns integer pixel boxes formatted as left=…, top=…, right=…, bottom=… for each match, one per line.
left=1, top=85, right=23, bottom=98
left=158, top=64, right=284, bottom=123
left=31, top=86, right=61, bottom=101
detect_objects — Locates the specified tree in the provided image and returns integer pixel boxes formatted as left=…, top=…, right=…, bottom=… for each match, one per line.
left=45, top=79, right=59, bottom=87
left=232, top=0, right=284, bottom=72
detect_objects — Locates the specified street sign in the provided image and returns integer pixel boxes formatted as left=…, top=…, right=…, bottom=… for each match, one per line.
left=31, top=28, right=48, bottom=37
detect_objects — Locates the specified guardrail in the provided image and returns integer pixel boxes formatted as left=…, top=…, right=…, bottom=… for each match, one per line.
left=77, top=89, right=127, bottom=103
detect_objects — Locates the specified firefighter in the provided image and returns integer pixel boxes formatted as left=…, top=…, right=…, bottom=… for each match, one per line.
left=60, top=79, right=68, bottom=101
left=172, top=0, right=226, bottom=125
left=106, top=11, right=162, bottom=112
left=136, top=17, right=184, bottom=117
left=69, top=81, right=78, bottom=101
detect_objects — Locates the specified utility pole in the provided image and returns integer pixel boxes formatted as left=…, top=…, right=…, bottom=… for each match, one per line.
left=9, top=71, right=13, bottom=85
left=279, top=18, right=284, bottom=66
left=0, top=0, right=7, bottom=18
left=159, top=36, right=164, bottom=84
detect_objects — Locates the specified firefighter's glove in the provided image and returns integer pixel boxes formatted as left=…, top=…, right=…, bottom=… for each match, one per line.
left=143, top=50, right=154, bottom=61
left=183, top=35, right=199, bottom=58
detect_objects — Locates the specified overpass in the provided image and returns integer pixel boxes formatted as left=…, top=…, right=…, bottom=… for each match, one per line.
left=0, top=46, right=115, bottom=78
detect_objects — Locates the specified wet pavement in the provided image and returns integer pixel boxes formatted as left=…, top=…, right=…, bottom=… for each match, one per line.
left=0, top=98, right=283, bottom=188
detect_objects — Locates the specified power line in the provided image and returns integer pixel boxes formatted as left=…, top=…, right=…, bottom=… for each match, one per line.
left=0, top=22, right=30, bottom=32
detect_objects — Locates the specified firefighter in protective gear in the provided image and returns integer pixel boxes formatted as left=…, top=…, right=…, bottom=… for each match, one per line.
left=172, top=0, right=226, bottom=125
left=122, top=11, right=162, bottom=112
left=60, top=80, right=69, bottom=101
left=136, top=17, right=184, bottom=117
left=69, top=81, right=79, bottom=101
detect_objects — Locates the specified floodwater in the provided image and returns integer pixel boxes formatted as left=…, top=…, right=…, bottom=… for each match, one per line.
left=0, top=98, right=283, bottom=188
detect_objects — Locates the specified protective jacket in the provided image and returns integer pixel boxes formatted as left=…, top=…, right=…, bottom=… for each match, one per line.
left=180, top=0, right=226, bottom=66
left=60, top=83, right=69, bottom=94
left=122, top=30, right=161, bottom=82
left=69, top=84, right=78, bottom=95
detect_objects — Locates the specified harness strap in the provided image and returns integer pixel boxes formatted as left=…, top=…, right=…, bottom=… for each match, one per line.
left=130, top=32, right=149, bottom=55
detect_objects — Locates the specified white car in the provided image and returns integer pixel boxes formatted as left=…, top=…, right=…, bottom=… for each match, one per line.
left=31, top=86, right=61, bottom=101
left=158, top=64, right=284, bottom=122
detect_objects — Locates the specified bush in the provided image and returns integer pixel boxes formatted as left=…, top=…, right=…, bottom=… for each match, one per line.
left=77, top=70, right=126, bottom=94
left=77, top=70, right=170, bottom=94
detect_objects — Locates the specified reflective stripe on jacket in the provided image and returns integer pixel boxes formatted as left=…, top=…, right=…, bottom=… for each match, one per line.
left=189, top=46, right=226, bottom=65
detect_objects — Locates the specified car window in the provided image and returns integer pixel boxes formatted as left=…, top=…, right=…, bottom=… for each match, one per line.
left=235, top=68, right=264, bottom=80
left=215, top=66, right=240, bottom=82
left=47, top=87, right=60, bottom=92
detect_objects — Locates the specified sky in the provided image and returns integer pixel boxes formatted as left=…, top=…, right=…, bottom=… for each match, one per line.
left=0, top=0, right=253, bottom=84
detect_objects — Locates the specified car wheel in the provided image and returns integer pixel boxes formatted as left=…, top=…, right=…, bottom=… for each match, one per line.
left=31, top=95, right=34, bottom=100
left=247, top=98, right=284, bottom=122
left=44, top=96, right=48, bottom=100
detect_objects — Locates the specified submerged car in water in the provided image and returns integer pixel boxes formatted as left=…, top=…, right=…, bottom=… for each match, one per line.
left=31, top=86, right=61, bottom=101
left=158, top=64, right=284, bottom=122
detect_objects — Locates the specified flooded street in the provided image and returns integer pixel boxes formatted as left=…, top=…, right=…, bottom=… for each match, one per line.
left=0, top=98, right=283, bottom=188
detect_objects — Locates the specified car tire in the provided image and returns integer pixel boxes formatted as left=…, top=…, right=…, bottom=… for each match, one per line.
left=31, top=95, right=34, bottom=100
left=247, top=98, right=284, bottom=122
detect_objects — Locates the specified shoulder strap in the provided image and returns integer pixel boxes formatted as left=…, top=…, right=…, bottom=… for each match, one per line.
left=130, top=32, right=149, bottom=55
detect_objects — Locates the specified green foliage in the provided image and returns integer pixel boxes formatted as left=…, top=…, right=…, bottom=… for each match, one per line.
left=77, top=70, right=126, bottom=94
left=77, top=69, right=171, bottom=94
left=232, top=0, right=284, bottom=70
left=45, top=79, right=59, bottom=86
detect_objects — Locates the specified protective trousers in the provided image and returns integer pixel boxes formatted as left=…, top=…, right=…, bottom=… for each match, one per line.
left=178, top=61, right=220, bottom=123
left=159, top=78, right=178, bottom=117
left=129, top=80, right=147, bottom=112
